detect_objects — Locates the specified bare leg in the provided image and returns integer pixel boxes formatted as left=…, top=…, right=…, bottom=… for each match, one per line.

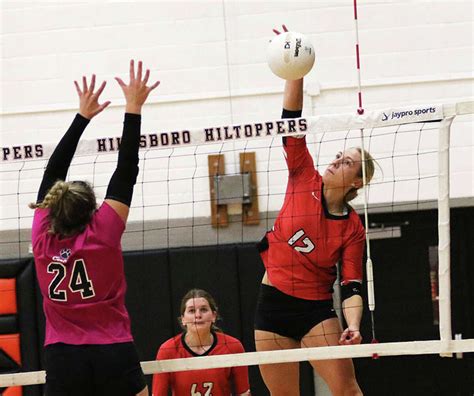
left=255, top=330, right=300, bottom=396
left=136, top=385, right=149, bottom=396
left=301, top=318, right=362, bottom=396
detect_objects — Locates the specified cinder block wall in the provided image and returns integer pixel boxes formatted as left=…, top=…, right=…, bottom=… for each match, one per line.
left=2, top=1, right=472, bottom=131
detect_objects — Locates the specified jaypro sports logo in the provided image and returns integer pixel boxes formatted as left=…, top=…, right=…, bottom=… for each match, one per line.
left=382, top=106, right=437, bottom=122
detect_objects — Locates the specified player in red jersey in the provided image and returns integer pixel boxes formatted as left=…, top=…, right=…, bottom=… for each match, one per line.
left=30, top=60, right=159, bottom=396
left=152, top=289, right=250, bottom=396
left=254, top=26, right=376, bottom=396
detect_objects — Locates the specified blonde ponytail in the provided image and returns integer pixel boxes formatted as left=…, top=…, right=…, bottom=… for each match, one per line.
left=30, top=180, right=96, bottom=237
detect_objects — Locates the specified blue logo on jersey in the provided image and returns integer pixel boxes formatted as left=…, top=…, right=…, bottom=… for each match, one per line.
left=60, top=249, right=71, bottom=259
left=53, top=248, right=71, bottom=263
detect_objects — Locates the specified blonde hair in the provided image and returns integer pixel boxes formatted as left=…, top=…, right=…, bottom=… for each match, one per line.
left=29, top=180, right=96, bottom=237
left=344, top=148, right=376, bottom=204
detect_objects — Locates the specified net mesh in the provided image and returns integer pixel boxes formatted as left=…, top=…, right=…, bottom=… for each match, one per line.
left=1, top=103, right=473, bottom=390
left=0, top=106, right=449, bottom=255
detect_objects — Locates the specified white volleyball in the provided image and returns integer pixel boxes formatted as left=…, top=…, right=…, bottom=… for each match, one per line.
left=267, top=31, right=315, bottom=80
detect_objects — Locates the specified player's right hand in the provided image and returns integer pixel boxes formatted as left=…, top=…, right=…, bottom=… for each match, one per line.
left=74, top=74, right=111, bottom=120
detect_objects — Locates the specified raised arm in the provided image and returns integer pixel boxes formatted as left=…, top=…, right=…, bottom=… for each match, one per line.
left=36, top=75, right=110, bottom=203
left=104, top=60, right=160, bottom=223
left=281, top=78, right=314, bottom=178
left=271, top=25, right=313, bottom=179
left=283, top=78, right=317, bottom=181
left=282, top=78, right=304, bottom=114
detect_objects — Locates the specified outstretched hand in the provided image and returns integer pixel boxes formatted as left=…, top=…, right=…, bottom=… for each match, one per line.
left=74, top=75, right=111, bottom=120
left=115, top=59, right=160, bottom=115
left=339, top=327, right=362, bottom=345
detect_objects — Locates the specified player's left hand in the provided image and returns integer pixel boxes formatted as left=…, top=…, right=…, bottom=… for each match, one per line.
left=115, top=59, right=160, bottom=115
left=339, top=327, right=362, bottom=345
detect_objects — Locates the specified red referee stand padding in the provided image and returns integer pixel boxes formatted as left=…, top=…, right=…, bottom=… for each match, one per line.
left=0, top=334, right=22, bottom=396
left=0, top=334, right=21, bottom=365
left=0, top=279, right=17, bottom=315
left=3, top=386, right=22, bottom=396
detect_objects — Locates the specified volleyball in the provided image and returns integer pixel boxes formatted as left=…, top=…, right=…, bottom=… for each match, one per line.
left=267, top=31, right=315, bottom=80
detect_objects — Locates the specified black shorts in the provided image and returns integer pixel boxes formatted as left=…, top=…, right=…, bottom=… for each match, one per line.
left=44, top=342, right=146, bottom=396
left=254, top=284, right=337, bottom=341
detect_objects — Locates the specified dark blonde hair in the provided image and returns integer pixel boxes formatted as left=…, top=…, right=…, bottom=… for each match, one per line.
left=344, top=148, right=376, bottom=204
left=179, top=289, right=221, bottom=332
left=29, top=180, right=96, bottom=237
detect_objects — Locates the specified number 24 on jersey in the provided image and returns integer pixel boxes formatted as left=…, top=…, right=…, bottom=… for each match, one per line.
left=47, top=259, right=95, bottom=301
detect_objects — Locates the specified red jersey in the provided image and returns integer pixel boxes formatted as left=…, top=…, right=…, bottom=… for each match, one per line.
left=31, top=202, right=133, bottom=346
left=260, top=136, right=365, bottom=300
left=152, top=332, right=250, bottom=396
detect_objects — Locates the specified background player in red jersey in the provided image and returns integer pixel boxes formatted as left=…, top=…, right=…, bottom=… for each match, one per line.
left=30, top=59, right=159, bottom=395
left=254, top=26, right=376, bottom=396
left=152, top=289, right=250, bottom=396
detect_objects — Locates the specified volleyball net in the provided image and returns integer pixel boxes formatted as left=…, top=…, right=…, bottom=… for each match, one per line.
left=0, top=101, right=473, bottom=388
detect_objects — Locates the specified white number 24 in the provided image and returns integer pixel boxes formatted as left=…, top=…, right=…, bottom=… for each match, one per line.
left=47, top=259, right=95, bottom=301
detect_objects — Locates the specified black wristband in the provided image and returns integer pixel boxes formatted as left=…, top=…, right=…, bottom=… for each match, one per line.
left=281, top=108, right=303, bottom=146
left=341, top=282, right=362, bottom=302
left=281, top=108, right=302, bottom=119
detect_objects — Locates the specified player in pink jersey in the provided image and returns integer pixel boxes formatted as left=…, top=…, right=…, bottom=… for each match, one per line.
left=152, top=289, right=250, bottom=396
left=253, top=26, right=376, bottom=396
left=30, top=60, right=159, bottom=396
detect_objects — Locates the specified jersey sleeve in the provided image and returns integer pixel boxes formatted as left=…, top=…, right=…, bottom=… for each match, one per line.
left=281, top=107, right=316, bottom=181
left=90, top=202, right=126, bottom=247
left=228, top=338, right=250, bottom=394
left=31, top=208, right=50, bottom=246
left=340, top=221, right=365, bottom=285
left=152, top=345, right=171, bottom=396
left=283, top=136, right=316, bottom=181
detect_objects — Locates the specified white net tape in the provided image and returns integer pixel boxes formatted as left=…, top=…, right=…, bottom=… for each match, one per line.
left=0, top=339, right=473, bottom=387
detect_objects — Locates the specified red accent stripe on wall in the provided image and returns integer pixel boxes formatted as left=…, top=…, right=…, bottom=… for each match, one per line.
left=0, top=279, right=17, bottom=315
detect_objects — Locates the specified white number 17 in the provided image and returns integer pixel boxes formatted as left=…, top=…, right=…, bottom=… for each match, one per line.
left=288, top=229, right=315, bottom=253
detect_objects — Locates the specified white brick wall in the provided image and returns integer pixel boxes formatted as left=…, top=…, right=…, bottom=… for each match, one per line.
left=1, top=0, right=473, bottom=237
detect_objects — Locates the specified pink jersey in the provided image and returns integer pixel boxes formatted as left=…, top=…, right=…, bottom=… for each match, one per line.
left=31, top=202, right=133, bottom=346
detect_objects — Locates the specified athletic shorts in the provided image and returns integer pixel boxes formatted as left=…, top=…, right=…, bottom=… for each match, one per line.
left=44, top=341, right=146, bottom=396
left=254, top=284, right=337, bottom=341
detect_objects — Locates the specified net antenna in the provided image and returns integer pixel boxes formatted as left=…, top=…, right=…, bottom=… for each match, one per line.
left=353, top=0, right=378, bottom=353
